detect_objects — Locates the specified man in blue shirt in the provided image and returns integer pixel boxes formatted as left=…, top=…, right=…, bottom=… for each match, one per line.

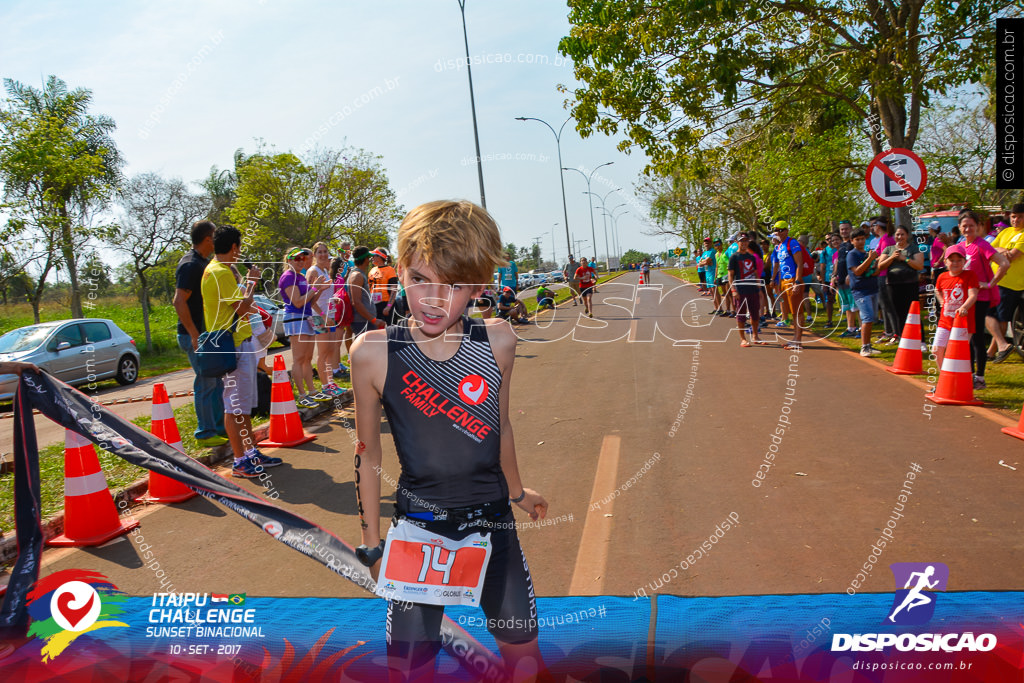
left=771, top=221, right=805, bottom=350
left=847, top=227, right=882, bottom=357
left=699, top=238, right=716, bottom=296
left=498, top=257, right=519, bottom=291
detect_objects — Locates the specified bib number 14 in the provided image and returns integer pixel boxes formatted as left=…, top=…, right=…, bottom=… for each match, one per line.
left=419, top=543, right=455, bottom=584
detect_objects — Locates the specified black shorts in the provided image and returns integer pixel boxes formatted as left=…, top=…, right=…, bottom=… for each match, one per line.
left=995, top=286, right=1024, bottom=322
left=386, top=511, right=538, bottom=668
left=580, top=285, right=595, bottom=297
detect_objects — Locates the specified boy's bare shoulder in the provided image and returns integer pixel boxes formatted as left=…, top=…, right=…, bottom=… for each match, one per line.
left=351, top=328, right=389, bottom=367
left=481, top=317, right=517, bottom=359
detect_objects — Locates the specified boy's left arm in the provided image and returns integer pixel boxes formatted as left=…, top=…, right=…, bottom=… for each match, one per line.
left=487, top=320, right=548, bottom=521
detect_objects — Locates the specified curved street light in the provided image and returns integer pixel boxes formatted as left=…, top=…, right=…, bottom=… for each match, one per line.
left=457, top=0, right=486, bottom=207
left=563, top=162, right=613, bottom=266
left=515, top=115, right=573, bottom=258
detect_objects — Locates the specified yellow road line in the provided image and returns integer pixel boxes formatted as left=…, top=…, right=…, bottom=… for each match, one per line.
left=569, top=434, right=621, bottom=595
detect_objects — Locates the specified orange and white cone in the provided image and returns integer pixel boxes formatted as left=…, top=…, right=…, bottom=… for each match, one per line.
left=141, top=383, right=197, bottom=503
left=1001, top=403, right=1024, bottom=441
left=887, top=301, right=923, bottom=375
left=48, top=429, right=140, bottom=547
left=638, top=272, right=645, bottom=286
left=259, top=354, right=316, bottom=448
left=927, top=315, right=982, bottom=406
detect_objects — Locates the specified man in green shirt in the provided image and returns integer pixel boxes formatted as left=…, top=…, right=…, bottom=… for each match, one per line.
left=201, top=225, right=281, bottom=477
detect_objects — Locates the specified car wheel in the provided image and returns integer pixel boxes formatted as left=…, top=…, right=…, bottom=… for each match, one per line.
left=115, top=355, right=139, bottom=385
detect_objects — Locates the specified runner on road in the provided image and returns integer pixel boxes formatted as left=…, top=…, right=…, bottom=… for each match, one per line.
left=350, top=200, right=550, bottom=682
left=563, top=254, right=580, bottom=305
left=575, top=256, right=598, bottom=318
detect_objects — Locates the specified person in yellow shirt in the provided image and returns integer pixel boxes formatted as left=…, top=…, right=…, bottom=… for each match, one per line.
left=201, top=225, right=282, bottom=477
left=986, top=203, right=1024, bottom=362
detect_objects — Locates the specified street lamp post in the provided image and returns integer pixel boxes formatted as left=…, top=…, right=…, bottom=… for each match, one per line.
left=515, top=115, right=573, bottom=258
left=562, top=162, right=613, bottom=267
left=551, top=223, right=558, bottom=265
left=457, top=0, right=486, bottom=208
left=607, top=206, right=628, bottom=261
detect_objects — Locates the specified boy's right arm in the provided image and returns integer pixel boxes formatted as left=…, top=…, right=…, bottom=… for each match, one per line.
left=351, top=330, right=387, bottom=550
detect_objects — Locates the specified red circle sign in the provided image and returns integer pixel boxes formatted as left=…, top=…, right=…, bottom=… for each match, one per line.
left=865, top=148, right=927, bottom=209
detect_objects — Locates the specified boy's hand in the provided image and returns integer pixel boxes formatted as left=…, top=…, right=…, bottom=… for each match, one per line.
left=515, top=489, right=548, bottom=520
left=956, top=305, right=970, bottom=317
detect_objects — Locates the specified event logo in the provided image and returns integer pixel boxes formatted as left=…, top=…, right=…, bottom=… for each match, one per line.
left=458, top=375, right=488, bottom=405
left=831, top=562, right=994, bottom=653
left=263, top=521, right=283, bottom=538
left=886, top=562, right=948, bottom=625
left=26, top=569, right=129, bottom=662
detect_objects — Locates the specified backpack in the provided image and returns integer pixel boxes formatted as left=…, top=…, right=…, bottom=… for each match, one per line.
left=329, top=274, right=355, bottom=326
left=786, top=238, right=815, bottom=277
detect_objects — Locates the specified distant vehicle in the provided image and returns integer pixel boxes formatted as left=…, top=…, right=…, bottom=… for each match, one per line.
left=529, top=271, right=551, bottom=284
left=548, top=271, right=565, bottom=282
left=253, top=294, right=287, bottom=345
left=913, top=204, right=1006, bottom=235
left=0, top=319, right=141, bottom=400
left=517, top=273, right=542, bottom=289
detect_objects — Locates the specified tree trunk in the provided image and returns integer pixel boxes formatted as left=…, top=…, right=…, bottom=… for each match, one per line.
left=139, top=270, right=153, bottom=352
left=58, top=209, right=84, bottom=319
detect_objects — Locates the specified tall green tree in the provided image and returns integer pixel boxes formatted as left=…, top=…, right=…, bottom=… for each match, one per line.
left=225, top=145, right=403, bottom=263
left=103, top=173, right=209, bottom=350
left=559, top=1, right=1013, bottom=227
left=0, top=76, right=123, bottom=318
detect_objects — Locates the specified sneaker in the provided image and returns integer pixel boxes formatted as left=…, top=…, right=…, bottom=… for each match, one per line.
left=332, top=366, right=350, bottom=379
left=973, top=375, right=987, bottom=390
left=232, top=458, right=261, bottom=478
left=196, top=435, right=229, bottom=448
left=860, top=345, right=881, bottom=357
left=249, top=449, right=283, bottom=468
left=587, top=312, right=594, bottom=318
left=309, top=391, right=333, bottom=403
left=837, top=329, right=857, bottom=338
left=775, top=320, right=788, bottom=328
left=296, top=395, right=318, bottom=409
left=325, top=382, right=346, bottom=397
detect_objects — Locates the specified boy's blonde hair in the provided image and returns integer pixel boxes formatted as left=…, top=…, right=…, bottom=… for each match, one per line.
left=397, top=200, right=506, bottom=284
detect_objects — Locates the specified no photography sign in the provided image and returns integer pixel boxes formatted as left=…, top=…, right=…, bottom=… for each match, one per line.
left=865, top=148, right=927, bottom=208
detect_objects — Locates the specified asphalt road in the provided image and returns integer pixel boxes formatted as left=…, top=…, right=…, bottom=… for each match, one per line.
left=28, top=271, right=1024, bottom=598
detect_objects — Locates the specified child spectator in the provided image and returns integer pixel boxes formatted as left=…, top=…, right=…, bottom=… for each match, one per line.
left=536, top=283, right=555, bottom=310
left=848, top=227, right=881, bottom=356
left=932, top=243, right=979, bottom=376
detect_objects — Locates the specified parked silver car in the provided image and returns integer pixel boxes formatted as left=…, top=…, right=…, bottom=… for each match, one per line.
left=253, top=294, right=287, bottom=345
left=0, top=319, right=141, bottom=400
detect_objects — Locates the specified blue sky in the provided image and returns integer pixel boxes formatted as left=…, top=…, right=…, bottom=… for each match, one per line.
left=0, top=0, right=670, bottom=266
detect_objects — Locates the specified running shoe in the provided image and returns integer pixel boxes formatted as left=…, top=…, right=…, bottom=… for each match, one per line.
left=232, top=458, right=261, bottom=478
left=587, top=312, right=594, bottom=318
left=860, top=345, right=881, bottom=357
left=296, top=396, right=318, bottom=409
left=309, top=391, right=333, bottom=403
left=250, top=449, right=283, bottom=467
left=973, top=375, right=987, bottom=390
left=325, top=382, right=346, bottom=397
left=332, top=366, right=350, bottom=379
left=837, top=329, right=857, bottom=338
left=775, top=321, right=788, bottom=328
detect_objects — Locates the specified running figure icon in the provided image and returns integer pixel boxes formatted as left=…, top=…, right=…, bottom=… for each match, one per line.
left=887, top=565, right=939, bottom=622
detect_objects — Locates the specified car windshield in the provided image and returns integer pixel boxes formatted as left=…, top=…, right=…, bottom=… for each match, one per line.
left=0, top=325, right=54, bottom=353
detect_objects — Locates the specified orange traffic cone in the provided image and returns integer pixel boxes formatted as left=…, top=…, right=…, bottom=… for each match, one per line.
left=887, top=302, right=923, bottom=375
left=927, top=315, right=982, bottom=406
left=141, top=383, right=197, bottom=503
left=259, top=354, right=316, bottom=448
left=1001, top=404, right=1024, bottom=441
left=48, top=429, right=140, bottom=547
left=638, top=272, right=646, bottom=286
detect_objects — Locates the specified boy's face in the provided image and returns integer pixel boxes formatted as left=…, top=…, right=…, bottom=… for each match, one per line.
left=398, top=253, right=483, bottom=338
left=945, top=254, right=965, bottom=275
left=852, top=235, right=866, bottom=250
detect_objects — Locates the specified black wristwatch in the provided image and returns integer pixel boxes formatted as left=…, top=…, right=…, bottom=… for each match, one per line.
left=356, top=540, right=385, bottom=567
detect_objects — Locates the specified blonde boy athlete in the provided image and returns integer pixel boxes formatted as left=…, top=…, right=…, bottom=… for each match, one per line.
left=350, top=200, right=550, bottom=682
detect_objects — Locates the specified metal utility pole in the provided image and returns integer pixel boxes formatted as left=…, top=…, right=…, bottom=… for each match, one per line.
left=515, top=115, right=573, bottom=258
left=563, top=162, right=614, bottom=267
left=457, top=0, right=486, bottom=208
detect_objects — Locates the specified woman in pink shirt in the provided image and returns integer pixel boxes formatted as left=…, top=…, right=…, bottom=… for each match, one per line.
left=960, top=210, right=1009, bottom=389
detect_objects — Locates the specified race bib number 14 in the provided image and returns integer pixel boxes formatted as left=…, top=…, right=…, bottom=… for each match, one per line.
left=375, top=520, right=492, bottom=607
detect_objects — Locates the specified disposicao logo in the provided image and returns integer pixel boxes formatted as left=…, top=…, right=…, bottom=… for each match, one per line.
left=27, top=569, right=129, bottom=662
left=832, top=562, right=997, bottom=653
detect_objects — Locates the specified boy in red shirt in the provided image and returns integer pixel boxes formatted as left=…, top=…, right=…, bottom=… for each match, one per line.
left=932, top=243, right=980, bottom=372
left=574, top=257, right=598, bottom=318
